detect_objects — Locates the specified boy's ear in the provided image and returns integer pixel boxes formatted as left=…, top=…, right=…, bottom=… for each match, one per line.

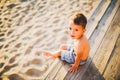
left=83, top=29, right=86, bottom=32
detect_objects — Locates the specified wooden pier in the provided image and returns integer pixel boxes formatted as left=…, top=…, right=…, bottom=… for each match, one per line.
left=42, top=0, right=120, bottom=80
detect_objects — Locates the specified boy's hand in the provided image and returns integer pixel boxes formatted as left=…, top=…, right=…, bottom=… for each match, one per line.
left=69, top=64, right=78, bottom=73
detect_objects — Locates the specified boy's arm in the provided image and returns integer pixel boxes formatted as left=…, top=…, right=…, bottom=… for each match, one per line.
left=69, top=45, right=84, bottom=72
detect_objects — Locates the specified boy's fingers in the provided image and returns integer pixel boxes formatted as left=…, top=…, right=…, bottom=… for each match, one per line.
left=69, top=67, right=77, bottom=73
left=70, top=64, right=74, bottom=67
left=70, top=69, right=75, bottom=73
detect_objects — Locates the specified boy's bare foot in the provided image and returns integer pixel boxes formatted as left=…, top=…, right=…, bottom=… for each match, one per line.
left=44, top=52, right=56, bottom=60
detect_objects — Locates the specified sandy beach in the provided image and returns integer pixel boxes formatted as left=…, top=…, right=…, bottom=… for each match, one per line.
left=0, top=0, right=99, bottom=79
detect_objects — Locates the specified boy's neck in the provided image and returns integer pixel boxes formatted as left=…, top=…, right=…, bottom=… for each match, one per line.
left=75, top=35, right=84, bottom=41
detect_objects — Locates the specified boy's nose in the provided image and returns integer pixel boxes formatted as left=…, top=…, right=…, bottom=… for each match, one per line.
left=70, top=30, right=74, bottom=35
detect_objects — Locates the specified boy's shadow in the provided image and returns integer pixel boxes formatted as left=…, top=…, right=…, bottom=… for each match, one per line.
left=62, top=57, right=105, bottom=80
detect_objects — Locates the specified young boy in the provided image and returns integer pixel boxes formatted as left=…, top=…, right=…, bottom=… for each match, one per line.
left=44, top=12, right=90, bottom=73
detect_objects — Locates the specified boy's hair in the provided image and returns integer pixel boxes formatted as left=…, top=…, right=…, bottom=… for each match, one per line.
left=70, top=12, right=87, bottom=28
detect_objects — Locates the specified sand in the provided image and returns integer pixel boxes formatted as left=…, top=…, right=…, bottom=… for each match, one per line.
left=0, top=0, right=99, bottom=79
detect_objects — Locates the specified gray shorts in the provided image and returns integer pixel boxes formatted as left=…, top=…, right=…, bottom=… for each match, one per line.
left=61, top=45, right=86, bottom=65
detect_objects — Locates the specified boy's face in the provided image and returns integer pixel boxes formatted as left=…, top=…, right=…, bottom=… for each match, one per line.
left=69, top=23, right=86, bottom=40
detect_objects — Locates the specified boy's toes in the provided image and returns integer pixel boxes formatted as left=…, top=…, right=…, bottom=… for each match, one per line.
left=49, top=56, right=56, bottom=60
left=43, top=52, right=56, bottom=60
left=43, top=52, right=48, bottom=56
left=43, top=52, right=51, bottom=56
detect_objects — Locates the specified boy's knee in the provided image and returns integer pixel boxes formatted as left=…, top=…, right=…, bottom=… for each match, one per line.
left=59, top=44, right=67, bottom=50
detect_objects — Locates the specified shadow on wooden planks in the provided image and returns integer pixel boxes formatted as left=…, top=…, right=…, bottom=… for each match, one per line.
left=63, top=57, right=105, bottom=80
left=82, top=59, right=105, bottom=80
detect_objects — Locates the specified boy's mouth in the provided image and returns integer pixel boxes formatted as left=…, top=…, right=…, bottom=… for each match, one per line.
left=71, top=35, right=75, bottom=38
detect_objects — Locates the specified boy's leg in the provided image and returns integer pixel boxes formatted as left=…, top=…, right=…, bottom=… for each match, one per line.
left=44, top=51, right=61, bottom=60
left=61, top=50, right=75, bottom=64
left=59, top=44, right=67, bottom=50
left=44, top=44, right=67, bottom=60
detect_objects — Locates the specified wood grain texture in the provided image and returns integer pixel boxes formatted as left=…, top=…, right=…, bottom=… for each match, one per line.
left=92, top=4, right=120, bottom=74
left=103, top=34, right=120, bottom=80
left=85, top=0, right=111, bottom=39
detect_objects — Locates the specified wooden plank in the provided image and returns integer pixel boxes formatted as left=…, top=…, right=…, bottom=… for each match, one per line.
left=90, top=0, right=119, bottom=57
left=54, top=62, right=70, bottom=80
left=103, top=34, right=120, bottom=80
left=92, top=6, right=120, bottom=74
left=85, top=0, right=111, bottom=39
left=89, top=0, right=119, bottom=58
left=41, top=59, right=61, bottom=80
left=81, top=3, right=120, bottom=80
left=44, top=59, right=63, bottom=80
left=81, top=61, right=105, bottom=80
left=87, top=0, right=102, bottom=19
left=64, top=59, right=91, bottom=80
left=64, top=0, right=119, bottom=80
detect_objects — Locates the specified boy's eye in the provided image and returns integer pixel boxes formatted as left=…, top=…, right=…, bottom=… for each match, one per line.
left=75, top=29, right=78, bottom=31
left=69, top=27, right=72, bottom=30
